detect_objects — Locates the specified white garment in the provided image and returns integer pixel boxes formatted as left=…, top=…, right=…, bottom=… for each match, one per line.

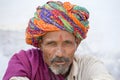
left=67, top=55, right=114, bottom=80
left=10, top=55, right=114, bottom=80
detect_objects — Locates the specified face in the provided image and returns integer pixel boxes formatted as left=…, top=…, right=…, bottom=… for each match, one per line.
left=40, top=30, right=79, bottom=75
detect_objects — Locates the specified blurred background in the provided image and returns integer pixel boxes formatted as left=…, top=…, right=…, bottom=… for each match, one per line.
left=0, top=0, right=120, bottom=80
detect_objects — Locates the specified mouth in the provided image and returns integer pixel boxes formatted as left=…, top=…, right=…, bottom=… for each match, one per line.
left=50, top=57, right=70, bottom=66
left=54, top=61, right=66, bottom=65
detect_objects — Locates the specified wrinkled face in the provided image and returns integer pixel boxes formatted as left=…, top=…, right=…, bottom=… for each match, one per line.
left=40, top=30, right=79, bottom=75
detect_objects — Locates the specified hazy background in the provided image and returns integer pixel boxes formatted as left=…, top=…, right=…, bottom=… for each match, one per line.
left=0, top=0, right=120, bottom=80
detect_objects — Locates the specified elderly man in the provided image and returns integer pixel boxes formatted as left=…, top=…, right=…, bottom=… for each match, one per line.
left=3, top=1, right=114, bottom=80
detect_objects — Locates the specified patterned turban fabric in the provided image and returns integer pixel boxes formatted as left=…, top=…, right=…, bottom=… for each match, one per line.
left=26, top=1, right=89, bottom=47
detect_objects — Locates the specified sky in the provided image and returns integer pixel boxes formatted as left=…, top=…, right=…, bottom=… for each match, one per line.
left=0, top=0, right=120, bottom=53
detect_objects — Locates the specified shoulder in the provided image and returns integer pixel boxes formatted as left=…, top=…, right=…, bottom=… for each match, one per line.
left=74, top=54, right=102, bottom=65
left=16, top=48, right=40, bottom=57
left=74, top=54, right=105, bottom=72
left=12, top=48, right=41, bottom=61
left=74, top=54, right=114, bottom=80
left=11, top=48, right=42, bottom=67
left=3, top=48, right=42, bottom=80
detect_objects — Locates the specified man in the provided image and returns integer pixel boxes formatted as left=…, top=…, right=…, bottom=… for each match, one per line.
left=3, top=1, right=114, bottom=80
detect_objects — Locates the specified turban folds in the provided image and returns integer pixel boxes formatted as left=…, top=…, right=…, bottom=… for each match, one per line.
left=26, top=1, right=89, bottom=47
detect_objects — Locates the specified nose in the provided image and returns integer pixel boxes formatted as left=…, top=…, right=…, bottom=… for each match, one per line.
left=55, top=46, right=65, bottom=57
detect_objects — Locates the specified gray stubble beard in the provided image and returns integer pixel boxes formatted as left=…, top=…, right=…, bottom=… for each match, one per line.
left=49, top=63, right=70, bottom=75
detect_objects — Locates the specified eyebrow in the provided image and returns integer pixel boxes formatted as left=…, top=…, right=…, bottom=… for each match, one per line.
left=46, top=41, right=56, bottom=44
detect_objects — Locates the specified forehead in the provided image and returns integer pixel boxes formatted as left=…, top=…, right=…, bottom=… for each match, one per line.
left=42, top=30, right=75, bottom=41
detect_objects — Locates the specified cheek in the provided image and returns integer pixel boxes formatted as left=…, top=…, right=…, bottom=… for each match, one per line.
left=42, top=48, right=55, bottom=66
left=65, top=47, right=76, bottom=61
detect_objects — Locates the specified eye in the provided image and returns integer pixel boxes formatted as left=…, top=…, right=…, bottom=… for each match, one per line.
left=64, top=40, right=73, bottom=46
left=46, top=41, right=57, bottom=47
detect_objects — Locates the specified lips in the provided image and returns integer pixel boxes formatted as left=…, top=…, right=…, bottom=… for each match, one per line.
left=54, top=61, right=66, bottom=65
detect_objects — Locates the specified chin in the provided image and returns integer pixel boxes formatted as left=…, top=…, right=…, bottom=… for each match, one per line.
left=49, top=64, right=70, bottom=75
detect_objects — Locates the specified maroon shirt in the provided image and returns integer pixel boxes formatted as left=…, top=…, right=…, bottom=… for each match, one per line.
left=3, top=48, right=64, bottom=80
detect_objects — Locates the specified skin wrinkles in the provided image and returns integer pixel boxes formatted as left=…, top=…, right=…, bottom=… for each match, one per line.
left=40, top=30, right=80, bottom=76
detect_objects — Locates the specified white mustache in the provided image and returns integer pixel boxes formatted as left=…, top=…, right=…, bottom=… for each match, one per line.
left=50, top=57, right=70, bottom=64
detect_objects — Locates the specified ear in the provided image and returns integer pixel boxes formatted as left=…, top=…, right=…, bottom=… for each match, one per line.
left=38, top=43, right=44, bottom=52
left=38, top=44, right=42, bottom=48
left=38, top=39, right=43, bottom=49
left=75, top=38, right=81, bottom=47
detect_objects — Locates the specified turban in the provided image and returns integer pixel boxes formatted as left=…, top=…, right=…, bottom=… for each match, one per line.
left=26, top=1, right=89, bottom=47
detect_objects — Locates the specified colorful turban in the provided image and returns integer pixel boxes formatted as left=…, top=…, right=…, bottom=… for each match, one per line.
left=26, top=1, right=89, bottom=47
